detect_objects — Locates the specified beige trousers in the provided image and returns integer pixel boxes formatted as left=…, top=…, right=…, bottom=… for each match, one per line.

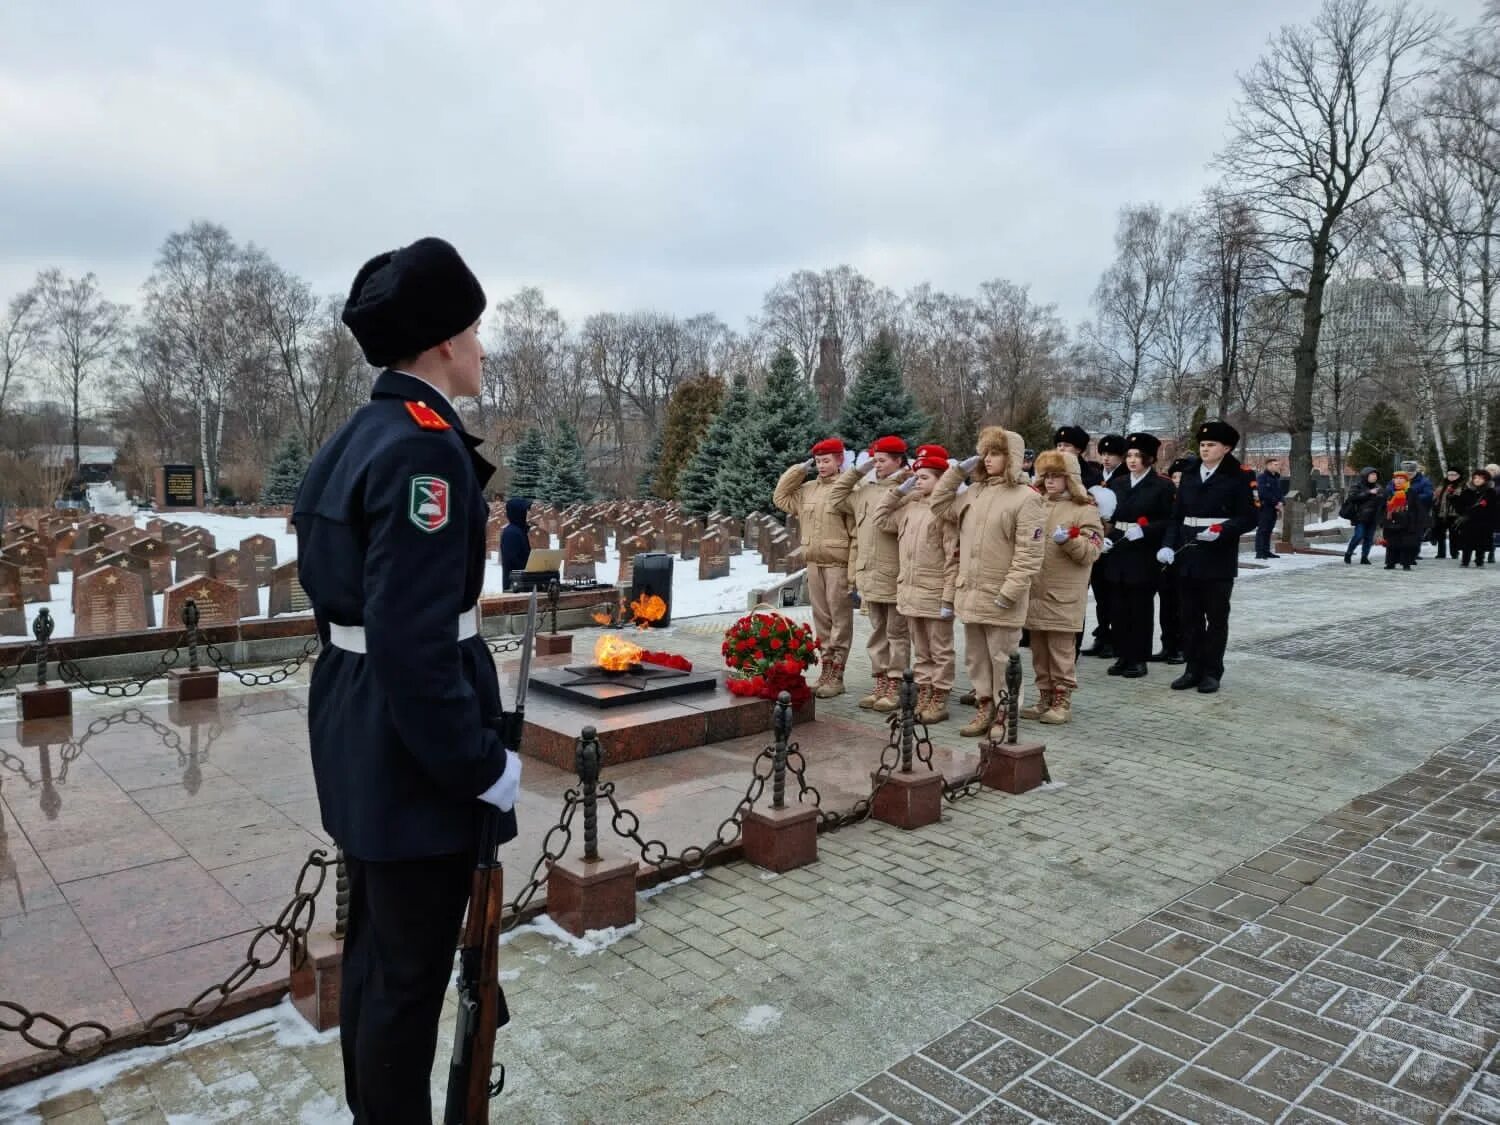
left=807, top=564, right=852, bottom=662
left=865, top=600, right=910, bottom=677
left=1029, top=630, right=1079, bottom=694
left=962, top=623, right=1023, bottom=700
left=908, top=616, right=955, bottom=691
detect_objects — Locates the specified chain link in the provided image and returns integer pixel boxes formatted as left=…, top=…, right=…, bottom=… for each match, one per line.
left=202, top=635, right=319, bottom=687
left=501, top=790, right=579, bottom=928
left=0, top=644, right=31, bottom=691
left=55, top=636, right=185, bottom=698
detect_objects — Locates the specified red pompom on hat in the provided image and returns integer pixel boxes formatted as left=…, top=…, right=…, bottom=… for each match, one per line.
left=811, top=437, right=845, bottom=457
left=867, top=435, right=908, bottom=456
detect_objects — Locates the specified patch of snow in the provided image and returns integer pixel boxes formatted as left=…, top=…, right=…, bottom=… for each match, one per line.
left=738, top=1005, right=782, bottom=1033
left=504, top=913, right=642, bottom=956
left=638, top=871, right=704, bottom=901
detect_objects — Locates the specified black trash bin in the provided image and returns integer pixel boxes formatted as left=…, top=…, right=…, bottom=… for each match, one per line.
left=630, top=551, right=674, bottom=627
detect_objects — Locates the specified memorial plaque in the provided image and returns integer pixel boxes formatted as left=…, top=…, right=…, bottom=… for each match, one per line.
left=209, top=549, right=261, bottom=618
left=160, top=521, right=189, bottom=544
left=78, top=521, right=110, bottom=548
left=74, top=566, right=149, bottom=636
left=563, top=531, right=596, bottom=583
left=50, top=527, right=77, bottom=555
left=680, top=518, right=703, bottom=561
left=1, top=542, right=50, bottom=602
left=698, top=531, right=730, bottom=581
left=268, top=560, right=312, bottom=617
left=99, top=527, right=147, bottom=554
left=0, top=560, right=23, bottom=635
left=239, top=535, right=278, bottom=587
left=174, top=542, right=212, bottom=583
left=527, top=525, right=550, bottom=549
left=164, top=575, right=241, bottom=628
left=127, top=537, right=172, bottom=593
left=116, top=554, right=159, bottom=627
left=160, top=463, right=200, bottom=508
left=179, top=527, right=217, bottom=555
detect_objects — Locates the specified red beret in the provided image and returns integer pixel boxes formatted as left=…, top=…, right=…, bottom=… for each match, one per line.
left=811, top=438, right=845, bottom=457
left=867, top=435, right=908, bottom=456
left=913, top=444, right=949, bottom=473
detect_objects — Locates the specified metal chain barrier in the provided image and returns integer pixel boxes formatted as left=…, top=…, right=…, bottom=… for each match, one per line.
left=0, top=643, right=31, bottom=692
left=0, top=849, right=333, bottom=1062
left=200, top=634, right=318, bottom=687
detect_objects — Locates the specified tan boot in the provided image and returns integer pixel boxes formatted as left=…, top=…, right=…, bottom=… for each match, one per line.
left=918, top=687, right=950, bottom=724
left=1019, top=688, right=1051, bottom=721
left=1039, top=689, right=1072, bottom=725
left=858, top=674, right=883, bottom=710
left=873, top=675, right=902, bottom=713
left=911, top=682, right=931, bottom=718
left=814, top=656, right=846, bottom=699
left=958, top=697, right=995, bottom=737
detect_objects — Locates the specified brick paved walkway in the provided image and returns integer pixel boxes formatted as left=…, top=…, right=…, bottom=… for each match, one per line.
left=1, top=557, right=1497, bottom=1123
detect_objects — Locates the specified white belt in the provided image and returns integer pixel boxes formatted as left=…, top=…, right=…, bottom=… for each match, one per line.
left=1182, top=516, right=1223, bottom=528
left=328, top=607, right=480, bottom=654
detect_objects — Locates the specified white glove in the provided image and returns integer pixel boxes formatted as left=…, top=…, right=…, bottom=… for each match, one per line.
left=947, top=458, right=959, bottom=469
left=899, top=475, right=918, bottom=493
left=478, top=750, right=522, bottom=812
left=1099, top=537, right=1114, bottom=554
left=1156, top=547, right=1175, bottom=565
left=960, top=455, right=981, bottom=472
left=1124, top=524, right=1145, bottom=542
left=994, top=596, right=1011, bottom=610
left=940, top=604, right=954, bottom=620
left=1052, top=526, right=1070, bottom=544
left=803, top=458, right=816, bottom=472
left=854, top=450, right=871, bottom=468
left=861, top=465, right=879, bottom=482
left=840, top=450, right=855, bottom=470
left=1196, top=528, right=1220, bottom=543
left=1088, top=485, right=1117, bottom=520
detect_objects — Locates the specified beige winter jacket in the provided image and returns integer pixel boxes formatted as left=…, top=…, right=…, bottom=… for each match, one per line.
left=1025, top=452, right=1104, bottom=632
left=774, top=464, right=855, bottom=567
left=829, top=467, right=906, bottom=602
left=874, top=488, right=959, bottom=619
left=930, top=428, right=1045, bottom=627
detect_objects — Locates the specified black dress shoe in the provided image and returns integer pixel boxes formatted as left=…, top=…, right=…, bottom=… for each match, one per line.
left=1107, top=659, right=1129, bottom=676
left=1121, top=664, right=1147, bottom=678
left=1164, top=651, right=1185, bottom=665
left=1170, top=672, right=1201, bottom=690
left=1197, top=675, right=1221, bottom=694
left=1267, top=553, right=1280, bottom=559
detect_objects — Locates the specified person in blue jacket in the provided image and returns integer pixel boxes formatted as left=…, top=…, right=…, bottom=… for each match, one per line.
left=294, top=237, right=521, bottom=1123
left=1254, top=456, right=1286, bottom=559
left=499, top=496, right=532, bottom=589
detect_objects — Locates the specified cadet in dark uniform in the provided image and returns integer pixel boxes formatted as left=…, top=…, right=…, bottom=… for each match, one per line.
left=1083, top=433, right=1128, bottom=657
left=1153, top=457, right=1189, bottom=664
left=294, top=237, right=520, bottom=1123
left=1054, top=425, right=1104, bottom=489
left=1098, top=432, right=1174, bottom=677
left=1158, top=420, right=1257, bottom=694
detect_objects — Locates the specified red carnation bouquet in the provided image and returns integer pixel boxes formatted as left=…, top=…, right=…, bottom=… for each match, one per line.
left=721, top=608, right=819, bottom=706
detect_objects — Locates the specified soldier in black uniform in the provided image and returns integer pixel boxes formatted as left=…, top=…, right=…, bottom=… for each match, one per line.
left=1054, top=425, right=1104, bottom=488
left=1098, top=432, right=1174, bottom=677
left=294, top=237, right=521, bottom=1123
left=1158, top=420, right=1257, bottom=694
left=1152, top=457, right=1190, bottom=664
left=1083, top=433, right=1128, bottom=657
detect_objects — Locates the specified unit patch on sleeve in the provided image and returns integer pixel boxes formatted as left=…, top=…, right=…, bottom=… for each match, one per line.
left=408, top=475, right=451, bottom=532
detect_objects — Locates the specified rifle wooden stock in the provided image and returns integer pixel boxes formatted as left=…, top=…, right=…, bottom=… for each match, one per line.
left=444, top=806, right=508, bottom=1124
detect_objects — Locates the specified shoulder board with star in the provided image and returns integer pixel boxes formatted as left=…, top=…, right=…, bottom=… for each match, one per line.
left=405, top=401, right=451, bottom=431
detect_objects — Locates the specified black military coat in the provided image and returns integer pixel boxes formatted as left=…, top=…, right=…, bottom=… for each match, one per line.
left=294, top=369, right=517, bottom=861
left=1162, top=454, right=1258, bottom=581
left=1098, top=471, right=1176, bottom=584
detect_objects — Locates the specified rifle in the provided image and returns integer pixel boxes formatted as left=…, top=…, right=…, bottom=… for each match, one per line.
left=445, top=590, right=538, bottom=1124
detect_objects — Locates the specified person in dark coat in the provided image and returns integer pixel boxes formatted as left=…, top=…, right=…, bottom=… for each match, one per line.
left=1152, top=457, right=1190, bottom=664
left=1453, top=468, right=1498, bottom=567
left=294, top=237, right=521, bottom=1123
left=1431, top=467, right=1465, bottom=560
left=1391, top=461, right=1435, bottom=562
left=1055, top=425, right=1104, bottom=489
left=1159, top=420, right=1257, bottom=693
left=1382, top=470, right=1423, bottom=570
left=1099, top=432, right=1174, bottom=677
left=1343, top=467, right=1383, bottom=565
left=1254, top=457, right=1286, bottom=559
left=499, top=495, right=533, bottom=589
left=1081, top=432, right=1128, bottom=657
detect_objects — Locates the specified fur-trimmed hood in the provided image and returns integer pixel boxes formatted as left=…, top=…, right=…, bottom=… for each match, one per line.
left=1031, top=449, right=1090, bottom=503
left=972, top=427, right=1029, bottom=485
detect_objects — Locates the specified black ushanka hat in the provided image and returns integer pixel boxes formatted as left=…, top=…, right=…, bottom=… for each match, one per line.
left=341, top=237, right=487, bottom=367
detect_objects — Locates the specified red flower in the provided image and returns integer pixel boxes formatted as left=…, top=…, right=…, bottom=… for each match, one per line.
left=1210, top=523, right=1223, bottom=534
left=1136, top=517, right=1149, bottom=527
left=770, top=637, right=783, bottom=650
left=1067, top=526, right=1081, bottom=539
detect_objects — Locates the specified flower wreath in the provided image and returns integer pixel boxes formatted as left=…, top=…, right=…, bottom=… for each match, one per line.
left=720, top=606, right=819, bottom=706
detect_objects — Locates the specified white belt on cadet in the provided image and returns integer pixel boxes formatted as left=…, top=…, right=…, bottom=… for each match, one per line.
left=1182, top=516, right=1222, bottom=528
left=328, top=606, right=480, bottom=654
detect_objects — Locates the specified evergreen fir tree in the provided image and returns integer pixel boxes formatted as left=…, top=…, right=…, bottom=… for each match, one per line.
left=679, top=373, right=753, bottom=515
left=836, top=330, right=927, bottom=450
left=636, top=429, right=664, bottom=498
left=509, top=427, right=547, bottom=499
left=1349, top=402, right=1412, bottom=474
left=543, top=422, right=592, bottom=504
left=656, top=374, right=724, bottom=500
left=260, top=433, right=309, bottom=505
left=1187, top=403, right=1208, bottom=449
left=718, top=348, right=823, bottom=519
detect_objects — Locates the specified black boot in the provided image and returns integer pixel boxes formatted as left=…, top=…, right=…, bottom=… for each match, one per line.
left=1360, top=556, right=1371, bottom=565
left=1344, top=552, right=1353, bottom=564
left=1197, top=675, right=1221, bottom=694
left=1170, top=670, right=1201, bottom=690
left=1107, top=658, right=1129, bottom=676
left=1121, top=663, right=1148, bottom=678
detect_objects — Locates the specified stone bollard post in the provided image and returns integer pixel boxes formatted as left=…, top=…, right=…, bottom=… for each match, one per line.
left=169, top=599, right=219, bottom=701
left=291, top=848, right=346, bottom=1031
left=547, top=726, right=638, bottom=937
left=980, top=653, right=1050, bottom=795
left=19, top=608, right=70, bottom=721
left=872, top=670, right=943, bottom=829
left=743, top=692, right=818, bottom=871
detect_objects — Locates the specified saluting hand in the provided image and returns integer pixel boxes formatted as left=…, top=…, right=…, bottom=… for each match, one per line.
left=899, top=475, right=918, bottom=493
left=959, top=455, right=981, bottom=473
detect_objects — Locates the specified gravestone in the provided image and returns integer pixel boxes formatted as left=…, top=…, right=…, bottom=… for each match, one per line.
left=239, top=535, right=278, bottom=587
left=208, top=549, right=261, bottom=619
left=72, top=544, right=115, bottom=581
left=78, top=521, right=110, bottom=548
left=588, top=525, right=605, bottom=563
left=74, top=566, right=149, bottom=636
left=164, top=575, right=241, bottom=628
left=0, top=560, right=24, bottom=635
left=527, top=525, right=550, bottom=549
left=486, top=517, right=504, bottom=556
left=116, top=555, right=159, bottom=626
left=174, top=542, right=213, bottom=583
left=179, top=527, right=216, bottom=552
left=764, top=530, right=791, bottom=574
left=268, top=561, right=312, bottom=617
left=50, top=527, right=77, bottom=555
left=563, top=531, right=596, bottom=583
left=159, top=521, right=189, bottom=545
left=99, top=527, right=147, bottom=554
left=680, top=518, right=704, bottom=562
left=1, top=542, right=50, bottom=602
left=698, top=530, right=730, bottom=581
left=127, top=537, right=172, bottom=593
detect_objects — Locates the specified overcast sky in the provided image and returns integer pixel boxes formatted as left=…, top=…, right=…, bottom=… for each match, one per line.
left=0, top=1, right=1485, bottom=332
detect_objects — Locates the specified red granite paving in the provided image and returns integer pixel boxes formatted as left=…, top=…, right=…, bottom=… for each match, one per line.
left=0, top=678, right=978, bottom=1073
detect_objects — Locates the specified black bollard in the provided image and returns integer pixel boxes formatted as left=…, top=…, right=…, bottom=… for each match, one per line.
left=333, top=848, right=350, bottom=940
left=183, top=599, right=201, bottom=672
left=575, top=725, right=603, bottom=861
left=771, top=690, right=792, bottom=809
left=1005, top=653, right=1022, bottom=745
left=899, top=669, right=917, bottom=772
left=32, top=608, right=53, bottom=687
left=548, top=578, right=561, bottom=635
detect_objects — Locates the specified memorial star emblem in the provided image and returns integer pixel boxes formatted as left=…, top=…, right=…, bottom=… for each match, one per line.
left=409, top=475, right=451, bottom=533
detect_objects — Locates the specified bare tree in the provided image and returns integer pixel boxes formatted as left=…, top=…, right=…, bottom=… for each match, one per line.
left=1197, top=190, right=1271, bottom=417
left=0, top=283, right=44, bottom=424
left=36, top=269, right=125, bottom=481
left=1149, top=209, right=1213, bottom=440
left=1217, top=0, right=1444, bottom=494
left=973, top=279, right=1066, bottom=426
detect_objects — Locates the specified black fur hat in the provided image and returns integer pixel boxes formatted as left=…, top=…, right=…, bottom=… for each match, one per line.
left=341, top=237, right=486, bottom=367
left=1097, top=433, right=1127, bottom=456
left=1195, top=419, right=1240, bottom=447
left=1054, top=425, right=1089, bottom=450
left=1125, top=432, right=1161, bottom=459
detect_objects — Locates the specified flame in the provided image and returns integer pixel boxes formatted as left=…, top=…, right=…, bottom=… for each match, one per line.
left=629, top=593, right=667, bottom=627
left=594, top=633, right=644, bottom=671
left=591, top=610, right=613, bottom=626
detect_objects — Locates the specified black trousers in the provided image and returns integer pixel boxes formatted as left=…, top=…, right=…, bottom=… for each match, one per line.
left=1108, top=580, right=1156, bottom=666
left=1179, top=576, right=1234, bottom=680
left=1090, top=573, right=1114, bottom=644
left=1254, top=509, right=1277, bottom=557
left=342, top=852, right=473, bottom=1124
left=1156, top=566, right=1180, bottom=653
